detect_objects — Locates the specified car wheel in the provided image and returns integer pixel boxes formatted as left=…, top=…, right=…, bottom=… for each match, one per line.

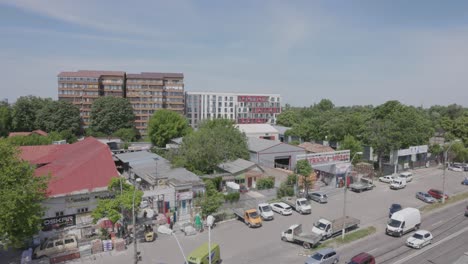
left=303, top=242, right=311, bottom=249
left=281, top=236, right=287, bottom=242
left=415, top=224, right=420, bottom=230
left=333, top=259, right=338, bottom=264
left=281, top=211, right=284, bottom=215
left=398, top=231, right=403, bottom=237
left=247, top=222, right=251, bottom=228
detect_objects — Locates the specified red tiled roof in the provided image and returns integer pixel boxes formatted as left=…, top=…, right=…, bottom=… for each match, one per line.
left=9, top=130, right=48, bottom=137
left=32, top=130, right=49, bottom=136
left=20, top=137, right=118, bottom=197
left=299, top=142, right=335, bottom=153
left=127, top=72, right=184, bottom=79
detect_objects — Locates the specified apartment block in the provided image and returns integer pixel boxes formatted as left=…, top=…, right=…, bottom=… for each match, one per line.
left=58, top=70, right=184, bottom=135
left=126, top=72, right=184, bottom=135
left=185, top=92, right=281, bottom=127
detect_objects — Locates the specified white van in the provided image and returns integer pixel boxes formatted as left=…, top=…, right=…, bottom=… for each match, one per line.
left=390, top=178, right=407, bottom=190
left=386, top=208, right=421, bottom=237
left=399, top=172, right=413, bottom=182
left=34, top=235, right=78, bottom=259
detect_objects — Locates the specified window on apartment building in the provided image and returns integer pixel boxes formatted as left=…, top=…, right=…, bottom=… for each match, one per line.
left=77, top=208, right=89, bottom=214
left=55, top=211, right=64, bottom=217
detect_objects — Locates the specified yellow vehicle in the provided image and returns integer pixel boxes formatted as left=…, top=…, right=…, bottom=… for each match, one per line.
left=233, top=208, right=263, bottom=228
left=144, top=224, right=155, bottom=242
left=186, top=242, right=221, bottom=264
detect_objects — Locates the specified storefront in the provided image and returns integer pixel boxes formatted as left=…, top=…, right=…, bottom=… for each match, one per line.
left=297, top=150, right=351, bottom=187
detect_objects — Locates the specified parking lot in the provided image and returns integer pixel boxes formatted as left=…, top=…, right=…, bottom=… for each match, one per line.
left=78, top=166, right=468, bottom=264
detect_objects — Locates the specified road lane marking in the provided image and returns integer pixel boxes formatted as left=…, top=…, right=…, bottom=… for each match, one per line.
left=431, top=220, right=443, bottom=227
left=392, top=225, right=468, bottom=264
left=367, top=248, right=379, bottom=254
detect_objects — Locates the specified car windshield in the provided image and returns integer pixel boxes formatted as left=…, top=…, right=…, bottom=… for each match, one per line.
left=423, top=193, right=431, bottom=198
left=388, top=219, right=402, bottom=228
left=412, top=233, right=424, bottom=239
left=311, top=253, right=323, bottom=260
left=248, top=212, right=259, bottom=218
left=299, top=200, right=310, bottom=206
left=316, top=222, right=327, bottom=230
left=261, top=206, right=271, bottom=212
left=392, top=204, right=401, bottom=209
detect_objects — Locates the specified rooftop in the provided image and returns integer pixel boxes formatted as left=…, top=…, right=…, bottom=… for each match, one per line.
left=58, top=70, right=125, bottom=78
left=299, top=142, right=335, bottom=153
left=236, top=124, right=279, bottom=134
left=9, top=130, right=48, bottom=137
left=247, top=137, right=282, bottom=152
left=218, top=158, right=257, bottom=174
left=126, top=72, right=184, bottom=79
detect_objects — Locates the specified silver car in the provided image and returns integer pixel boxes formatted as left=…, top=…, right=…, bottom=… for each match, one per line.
left=308, top=192, right=328, bottom=203
left=416, top=192, right=436, bottom=203
left=305, top=248, right=339, bottom=264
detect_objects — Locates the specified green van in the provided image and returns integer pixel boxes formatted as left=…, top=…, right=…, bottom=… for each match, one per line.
left=186, top=242, right=221, bottom=264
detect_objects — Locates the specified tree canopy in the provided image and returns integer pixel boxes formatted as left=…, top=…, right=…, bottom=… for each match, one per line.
left=11, top=96, right=52, bottom=132
left=148, top=109, right=191, bottom=147
left=0, top=141, right=49, bottom=249
left=172, top=119, right=249, bottom=174
left=90, top=97, right=135, bottom=135
left=36, top=100, right=82, bottom=135
left=0, top=101, right=12, bottom=137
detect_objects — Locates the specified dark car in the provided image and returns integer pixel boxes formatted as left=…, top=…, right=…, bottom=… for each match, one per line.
left=389, top=203, right=402, bottom=218
left=462, top=178, right=468, bottom=185
left=465, top=206, right=468, bottom=217
left=428, top=189, right=449, bottom=200
left=348, top=252, right=376, bottom=264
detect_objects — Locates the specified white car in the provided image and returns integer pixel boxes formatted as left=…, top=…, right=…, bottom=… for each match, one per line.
left=270, top=202, right=293, bottom=215
left=406, top=230, right=432, bottom=249
left=448, top=166, right=463, bottom=172
left=379, top=175, right=394, bottom=183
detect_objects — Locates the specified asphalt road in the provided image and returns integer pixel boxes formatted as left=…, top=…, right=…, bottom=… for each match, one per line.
left=76, top=167, right=468, bottom=264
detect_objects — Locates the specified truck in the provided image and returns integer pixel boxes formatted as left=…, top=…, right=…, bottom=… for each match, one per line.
left=390, top=177, right=407, bottom=190
left=233, top=208, right=262, bottom=228
left=257, top=203, right=274, bottom=221
left=281, top=197, right=311, bottom=214
left=386, top=207, right=421, bottom=237
left=281, top=224, right=322, bottom=249
left=349, top=178, right=375, bottom=193
left=311, top=216, right=361, bottom=240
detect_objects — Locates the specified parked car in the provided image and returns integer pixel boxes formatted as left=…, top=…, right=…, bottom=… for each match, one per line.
left=270, top=202, right=293, bottom=215
left=406, top=230, right=433, bottom=249
left=448, top=165, right=463, bottom=172
left=347, top=252, right=376, bottom=264
left=308, top=192, right=328, bottom=203
left=461, top=177, right=468, bottom=185
left=34, top=235, right=78, bottom=259
left=428, top=189, right=449, bottom=200
left=239, top=184, right=249, bottom=193
left=379, top=175, right=394, bottom=183
left=416, top=192, right=436, bottom=203
left=399, top=172, right=413, bottom=182
left=305, top=248, right=339, bottom=264
left=465, top=205, right=468, bottom=217
left=389, top=203, right=402, bottom=218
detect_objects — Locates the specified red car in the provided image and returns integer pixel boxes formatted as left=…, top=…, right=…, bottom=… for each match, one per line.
left=348, top=252, right=375, bottom=264
left=428, top=189, right=449, bottom=200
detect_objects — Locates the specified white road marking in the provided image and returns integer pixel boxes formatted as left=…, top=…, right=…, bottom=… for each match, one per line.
left=393, top=225, right=468, bottom=264
left=367, top=248, right=379, bottom=254
left=431, top=220, right=443, bottom=227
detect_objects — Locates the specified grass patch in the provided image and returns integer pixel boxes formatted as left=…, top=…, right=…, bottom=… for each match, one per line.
left=421, top=191, right=468, bottom=213
left=306, top=226, right=377, bottom=254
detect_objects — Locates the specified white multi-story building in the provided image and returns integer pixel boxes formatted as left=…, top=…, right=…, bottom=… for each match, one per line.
left=185, top=92, right=281, bottom=127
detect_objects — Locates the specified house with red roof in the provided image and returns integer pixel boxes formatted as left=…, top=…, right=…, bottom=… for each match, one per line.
left=9, top=129, right=49, bottom=137
left=19, top=137, right=119, bottom=233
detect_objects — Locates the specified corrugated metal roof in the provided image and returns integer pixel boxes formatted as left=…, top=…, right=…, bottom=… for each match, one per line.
left=218, top=158, right=257, bottom=174
left=271, top=125, right=291, bottom=135
left=247, top=137, right=282, bottom=152
left=299, top=142, right=335, bottom=153
left=236, top=124, right=279, bottom=134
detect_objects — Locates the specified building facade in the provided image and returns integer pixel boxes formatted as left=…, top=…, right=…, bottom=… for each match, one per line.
left=58, top=70, right=184, bottom=135
left=185, top=92, right=281, bottom=127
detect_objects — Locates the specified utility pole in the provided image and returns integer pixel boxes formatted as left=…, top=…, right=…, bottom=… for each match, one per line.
left=132, top=178, right=141, bottom=264
left=342, top=152, right=362, bottom=240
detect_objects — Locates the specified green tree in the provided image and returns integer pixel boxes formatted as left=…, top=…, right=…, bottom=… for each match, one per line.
left=0, top=141, right=49, bottom=249
left=256, top=177, right=275, bottom=190
left=36, top=100, right=82, bottom=135
left=277, top=174, right=297, bottom=198
left=174, top=119, right=249, bottom=174
left=92, top=177, right=143, bottom=224
left=11, top=96, right=52, bottom=132
left=197, top=180, right=224, bottom=217
left=296, top=159, right=313, bottom=196
left=276, top=109, right=301, bottom=127
left=0, top=101, right=12, bottom=137
left=113, top=128, right=139, bottom=142
left=90, top=97, right=135, bottom=136
left=315, top=99, right=335, bottom=112
left=5, top=134, right=53, bottom=146
left=148, top=109, right=191, bottom=147
left=339, top=135, right=363, bottom=163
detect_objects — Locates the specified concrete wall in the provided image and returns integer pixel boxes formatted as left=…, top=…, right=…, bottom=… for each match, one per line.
left=42, top=190, right=111, bottom=219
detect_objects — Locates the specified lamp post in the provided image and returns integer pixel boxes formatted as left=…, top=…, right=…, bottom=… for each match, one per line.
left=172, top=231, right=188, bottom=263
left=442, top=140, right=460, bottom=204
left=132, top=178, right=141, bottom=264
left=342, top=151, right=363, bottom=240
left=206, top=215, right=215, bottom=264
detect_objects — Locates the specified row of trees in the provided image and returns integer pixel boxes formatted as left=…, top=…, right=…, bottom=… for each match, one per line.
left=279, top=100, right=468, bottom=164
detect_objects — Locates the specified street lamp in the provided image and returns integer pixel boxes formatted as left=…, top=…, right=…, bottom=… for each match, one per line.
left=342, top=151, right=363, bottom=240
left=132, top=177, right=141, bottom=264
left=442, top=139, right=460, bottom=204
left=207, top=215, right=215, bottom=264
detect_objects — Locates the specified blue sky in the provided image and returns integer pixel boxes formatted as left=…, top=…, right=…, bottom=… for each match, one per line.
left=1, top=0, right=468, bottom=107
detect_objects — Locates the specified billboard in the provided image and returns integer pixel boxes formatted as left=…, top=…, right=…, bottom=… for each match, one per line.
left=42, top=214, right=76, bottom=231
left=298, top=150, right=351, bottom=166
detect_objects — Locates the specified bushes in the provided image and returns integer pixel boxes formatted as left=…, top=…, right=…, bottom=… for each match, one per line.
left=257, top=177, right=275, bottom=190
left=224, top=192, right=240, bottom=203
left=277, top=174, right=296, bottom=198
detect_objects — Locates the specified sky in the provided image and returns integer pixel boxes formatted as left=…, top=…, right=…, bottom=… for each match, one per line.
left=1, top=0, right=468, bottom=107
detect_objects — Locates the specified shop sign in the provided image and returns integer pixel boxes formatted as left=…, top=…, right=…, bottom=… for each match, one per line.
left=177, top=191, right=193, bottom=200
left=65, top=196, right=90, bottom=203
left=42, top=214, right=76, bottom=231
left=397, top=145, right=428, bottom=156
left=298, top=150, right=350, bottom=165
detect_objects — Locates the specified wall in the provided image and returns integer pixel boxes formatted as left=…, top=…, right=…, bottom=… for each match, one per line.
left=42, top=190, right=112, bottom=218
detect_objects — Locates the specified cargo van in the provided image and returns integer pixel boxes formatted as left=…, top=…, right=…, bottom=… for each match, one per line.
left=390, top=178, right=406, bottom=190
left=399, top=172, right=413, bottom=182
left=386, top=208, right=421, bottom=237
left=186, top=242, right=221, bottom=264
left=33, top=235, right=78, bottom=259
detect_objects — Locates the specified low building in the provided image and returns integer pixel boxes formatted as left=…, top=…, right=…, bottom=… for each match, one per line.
left=236, top=124, right=280, bottom=141
left=299, top=142, right=335, bottom=153
left=217, top=158, right=266, bottom=188
left=247, top=137, right=306, bottom=170
left=9, top=129, right=48, bottom=137
left=19, top=137, right=118, bottom=238
left=114, top=151, right=205, bottom=222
